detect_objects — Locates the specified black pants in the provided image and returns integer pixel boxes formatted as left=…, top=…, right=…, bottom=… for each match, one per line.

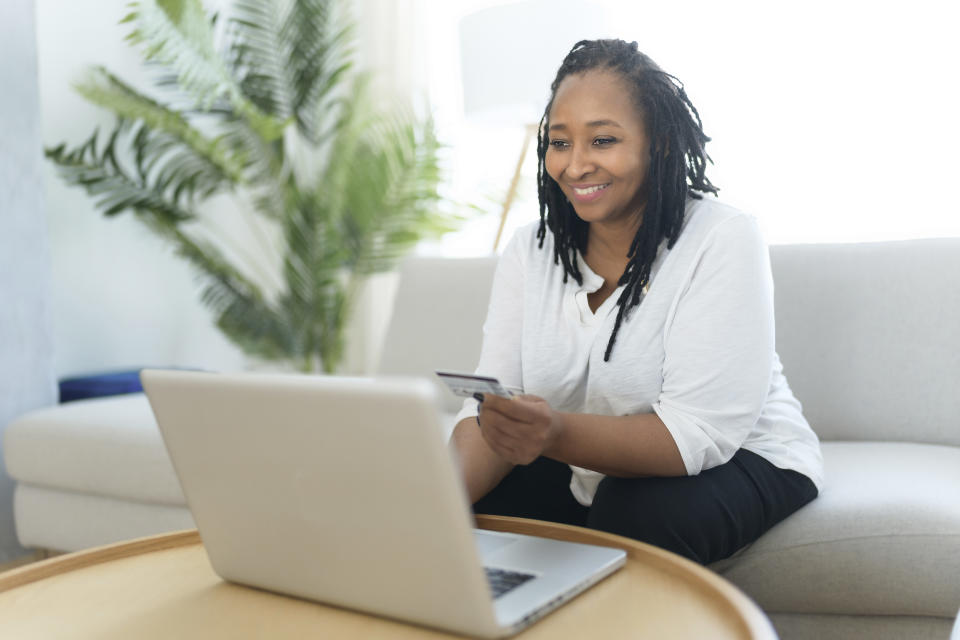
left=473, top=450, right=818, bottom=565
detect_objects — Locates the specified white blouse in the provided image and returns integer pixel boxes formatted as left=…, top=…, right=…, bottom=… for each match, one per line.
left=455, top=197, right=824, bottom=506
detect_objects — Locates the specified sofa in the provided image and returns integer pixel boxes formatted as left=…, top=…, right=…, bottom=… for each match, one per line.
left=5, top=242, right=960, bottom=639
left=2, top=256, right=498, bottom=554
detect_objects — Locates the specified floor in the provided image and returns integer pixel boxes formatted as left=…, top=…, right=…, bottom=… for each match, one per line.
left=0, top=549, right=60, bottom=574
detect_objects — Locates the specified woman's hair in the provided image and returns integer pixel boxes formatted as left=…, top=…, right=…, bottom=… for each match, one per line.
left=536, top=39, right=718, bottom=361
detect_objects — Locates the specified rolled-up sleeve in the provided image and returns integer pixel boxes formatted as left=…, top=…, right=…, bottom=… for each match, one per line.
left=652, top=214, right=775, bottom=475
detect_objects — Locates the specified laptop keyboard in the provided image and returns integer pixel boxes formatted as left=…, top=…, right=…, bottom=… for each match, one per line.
left=484, top=567, right=536, bottom=598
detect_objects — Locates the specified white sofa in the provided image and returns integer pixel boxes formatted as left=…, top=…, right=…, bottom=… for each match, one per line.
left=5, top=242, right=960, bottom=639
left=2, top=256, right=498, bottom=553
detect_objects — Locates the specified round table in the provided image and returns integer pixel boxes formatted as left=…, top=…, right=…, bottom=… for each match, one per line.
left=0, top=515, right=775, bottom=639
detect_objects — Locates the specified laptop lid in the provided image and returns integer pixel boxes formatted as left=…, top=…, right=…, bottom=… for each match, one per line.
left=141, top=369, right=504, bottom=637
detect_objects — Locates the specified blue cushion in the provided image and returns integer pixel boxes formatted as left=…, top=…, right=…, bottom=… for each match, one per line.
left=58, top=370, right=144, bottom=403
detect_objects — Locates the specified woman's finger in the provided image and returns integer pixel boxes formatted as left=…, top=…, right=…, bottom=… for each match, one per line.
left=478, top=413, right=523, bottom=448
left=480, top=419, right=542, bottom=464
left=478, top=411, right=533, bottom=459
left=481, top=394, right=539, bottom=424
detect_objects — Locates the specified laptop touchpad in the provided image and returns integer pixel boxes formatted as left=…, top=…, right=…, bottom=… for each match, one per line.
left=474, top=530, right=519, bottom=557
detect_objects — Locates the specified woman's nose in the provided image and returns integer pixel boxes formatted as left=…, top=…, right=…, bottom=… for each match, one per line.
left=565, top=146, right=596, bottom=179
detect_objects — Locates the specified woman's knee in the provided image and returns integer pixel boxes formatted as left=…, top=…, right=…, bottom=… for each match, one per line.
left=587, top=475, right=707, bottom=561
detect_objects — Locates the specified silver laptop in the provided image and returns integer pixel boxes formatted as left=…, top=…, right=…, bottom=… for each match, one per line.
left=140, top=369, right=625, bottom=638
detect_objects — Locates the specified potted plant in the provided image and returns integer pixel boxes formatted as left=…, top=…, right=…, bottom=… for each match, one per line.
left=46, top=0, right=459, bottom=373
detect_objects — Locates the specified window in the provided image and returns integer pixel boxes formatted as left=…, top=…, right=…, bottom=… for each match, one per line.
left=420, top=0, right=960, bottom=253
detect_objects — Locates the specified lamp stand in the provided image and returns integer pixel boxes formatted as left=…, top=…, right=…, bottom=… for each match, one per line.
left=492, top=122, right=539, bottom=252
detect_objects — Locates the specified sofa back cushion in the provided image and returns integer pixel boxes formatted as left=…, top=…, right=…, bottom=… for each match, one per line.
left=381, top=240, right=960, bottom=445
left=770, top=238, right=960, bottom=445
left=377, top=256, right=498, bottom=413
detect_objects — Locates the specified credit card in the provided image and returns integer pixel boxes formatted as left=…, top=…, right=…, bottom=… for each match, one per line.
left=435, top=371, right=521, bottom=398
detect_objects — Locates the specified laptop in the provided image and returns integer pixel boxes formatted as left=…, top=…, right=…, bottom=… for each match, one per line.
left=140, top=369, right=626, bottom=638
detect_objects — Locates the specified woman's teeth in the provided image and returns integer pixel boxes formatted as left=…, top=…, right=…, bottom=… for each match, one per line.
left=573, top=184, right=609, bottom=195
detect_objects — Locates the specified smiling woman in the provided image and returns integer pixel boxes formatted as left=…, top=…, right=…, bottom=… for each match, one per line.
left=450, top=39, right=823, bottom=566
left=544, top=71, right=653, bottom=316
left=538, top=41, right=718, bottom=361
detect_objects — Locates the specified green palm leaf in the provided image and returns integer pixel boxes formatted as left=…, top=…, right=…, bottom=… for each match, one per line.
left=226, top=0, right=293, bottom=119
left=227, top=0, right=351, bottom=142
left=141, top=213, right=297, bottom=361
left=47, top=0, right=466, bottom=374
left=46, top=124, right=195, bottom=222
left=338, top=106, right=458, bottom=275
left=75, top=66, right=246, bottom=184
left=280, top=0, right=353, bottom=141
left=124, top=0, right=287, bottom=140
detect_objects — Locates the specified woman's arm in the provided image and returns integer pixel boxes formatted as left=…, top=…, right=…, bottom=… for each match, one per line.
left=550, top=410, right=686, bottom=477
left=450, top=416, right=515, bottom=503
left=448, top=229, right=529, bottom=501
left=476, top=394, right=686, bottom=477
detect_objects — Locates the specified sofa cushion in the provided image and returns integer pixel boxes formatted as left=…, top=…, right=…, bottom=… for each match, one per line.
left=770, top=612, right=955, bottom=640
left=13, top=483, right=194, bottom=552
left=770, top=239, right=960, bottom=446
left=4, top=393, right=185, bottom=504
left=58, top=369, right=144, bottom=403
left=4, top=391, right=464, bottom=508
left=712, top=441, right=960, bottom=617
left=377, top=256, right=497, bottom=413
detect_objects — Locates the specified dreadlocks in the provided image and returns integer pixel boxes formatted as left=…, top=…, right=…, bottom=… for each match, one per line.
left=536, top=39, right=718, bottom=362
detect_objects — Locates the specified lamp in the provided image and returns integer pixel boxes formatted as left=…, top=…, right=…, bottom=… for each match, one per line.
left=458, top=0, right=608, bottom=251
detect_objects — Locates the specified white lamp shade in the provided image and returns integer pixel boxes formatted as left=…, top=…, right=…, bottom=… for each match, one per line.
left=459, top=0, right=609, bottom=126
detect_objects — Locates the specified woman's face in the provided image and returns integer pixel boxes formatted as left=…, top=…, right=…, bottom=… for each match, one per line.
left=545, top=70, right=650, bottom=229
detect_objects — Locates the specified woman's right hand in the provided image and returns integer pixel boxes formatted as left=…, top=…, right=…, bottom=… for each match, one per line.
left=476, top=394, right=565, bottom=466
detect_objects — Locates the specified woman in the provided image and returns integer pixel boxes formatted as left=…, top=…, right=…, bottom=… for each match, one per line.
left=450, top=39, right=823, bottom=565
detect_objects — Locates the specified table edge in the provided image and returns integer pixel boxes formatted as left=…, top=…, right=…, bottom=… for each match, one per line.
left=474, top=515, right=774, bottom=640
left=0, top=518, right=775, bottom=639
left=0, top=529, right=201, bottom=592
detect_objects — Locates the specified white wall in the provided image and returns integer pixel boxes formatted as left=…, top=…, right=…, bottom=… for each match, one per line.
left=424, top=0, right=960, bottom=252
left=0, top=0, right=58, bottom=563
left=37, top=0, right=249, bottom=379
left=601, top=0, right=960, bottom=245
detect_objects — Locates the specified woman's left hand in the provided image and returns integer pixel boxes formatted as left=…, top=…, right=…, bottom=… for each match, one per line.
left=475, top=394, right=565, bottom=465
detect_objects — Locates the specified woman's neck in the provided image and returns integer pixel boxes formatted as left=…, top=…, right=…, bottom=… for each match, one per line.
left=586, top=215, right=642, bottom=264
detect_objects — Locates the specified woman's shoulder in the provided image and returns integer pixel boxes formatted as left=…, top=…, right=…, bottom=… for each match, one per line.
left=509, top=219, right=545, bottom=244
left=683, top=196, right=755, bottom=233
left=679, top=196, right=764, bottom=251
left=502, top=219, right=553, bottom=262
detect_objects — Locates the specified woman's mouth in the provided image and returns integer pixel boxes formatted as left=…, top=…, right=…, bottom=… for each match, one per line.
left=570, top=183, right=610, bottom=202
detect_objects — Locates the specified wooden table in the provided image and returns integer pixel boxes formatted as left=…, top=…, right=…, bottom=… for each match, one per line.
left=0, top=515, right=776, bottom=639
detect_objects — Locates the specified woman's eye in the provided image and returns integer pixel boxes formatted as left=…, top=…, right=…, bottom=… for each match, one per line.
left=549, top=139, right=569, bottom=149
left=593, top=137, right=616, bottom=146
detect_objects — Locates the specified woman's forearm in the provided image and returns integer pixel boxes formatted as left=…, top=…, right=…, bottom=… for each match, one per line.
left=544, top=411, right=687, bottom=478
left=450, top=417, right=515, bottom=503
